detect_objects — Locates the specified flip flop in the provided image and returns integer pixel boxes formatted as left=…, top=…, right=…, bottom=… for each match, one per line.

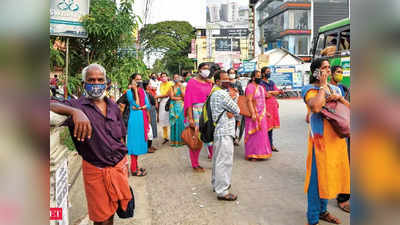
left=217, top=193, right=237, bottom=201
left=132, top=170, right=147, bottom=177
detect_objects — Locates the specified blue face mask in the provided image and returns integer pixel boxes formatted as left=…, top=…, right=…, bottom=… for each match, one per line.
left=84, top=83, right=107, bottom=99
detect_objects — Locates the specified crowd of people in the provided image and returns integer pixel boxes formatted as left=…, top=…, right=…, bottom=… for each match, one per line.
left=49, top=60, right=350, bottom=225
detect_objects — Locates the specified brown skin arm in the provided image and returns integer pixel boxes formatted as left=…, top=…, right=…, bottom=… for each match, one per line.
left=246, top=86, right=257, bottom=121
left=307, top=88, right=327, bottom=113
left=188, top=106, right=195, bottom=128
left=147, top=110, right=151, bottom=124
left=327, top=94, right=350, bottom=108
left=118, top=103, right=126, bottom=115
left=268, top=91, right=281, bottom=96
left=169, top=86, right=183, bottom=101
left=50, top=102, right=92, bottom=142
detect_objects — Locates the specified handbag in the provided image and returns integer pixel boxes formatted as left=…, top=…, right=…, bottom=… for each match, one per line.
left=237, top=95, right=251, bottom=117
left=320, top=100, right=350, bottom=138
left=181, top=127, right=203, bottom=150
left=116, top=186, right=135, bottom=218
left=165, top=98, right=171, bottom=111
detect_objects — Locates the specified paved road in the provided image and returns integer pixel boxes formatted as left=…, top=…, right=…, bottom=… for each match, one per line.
left=80, top=99, right=350, bottom=225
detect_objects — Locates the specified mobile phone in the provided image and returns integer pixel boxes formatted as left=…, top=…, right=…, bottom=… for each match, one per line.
left=313, top=68, right=321, bottom=80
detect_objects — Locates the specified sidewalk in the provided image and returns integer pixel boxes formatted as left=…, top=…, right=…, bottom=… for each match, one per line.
left=77, top=99, right=349, bottom=225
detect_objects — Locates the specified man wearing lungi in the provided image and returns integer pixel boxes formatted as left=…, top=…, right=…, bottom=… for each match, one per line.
left=50, top=63, right=132, bottom=225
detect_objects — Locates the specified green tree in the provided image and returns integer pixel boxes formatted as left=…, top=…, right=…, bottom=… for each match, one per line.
left=139, top=21, right=195, bottom=74
left=60, top=0, right=148, bottom=95
left=151, top=59, right=167, bottom=74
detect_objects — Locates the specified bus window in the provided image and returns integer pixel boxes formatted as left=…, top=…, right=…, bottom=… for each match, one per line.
left=321, top=33, right=338, bottom=57
left=339, top=29, right=350, bottom=51
left=314, top=33, right=325, bottom=57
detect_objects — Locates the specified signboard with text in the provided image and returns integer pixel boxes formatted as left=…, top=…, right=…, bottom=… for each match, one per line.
left=270, top=65, right=301, bottom=89
left=212, top=28, right=249, bottom=37
left=50, top=0, right=90, bottom=38
left=238, top=61, right=257, bottom=74
left=215, top=38, right=240, bottom=51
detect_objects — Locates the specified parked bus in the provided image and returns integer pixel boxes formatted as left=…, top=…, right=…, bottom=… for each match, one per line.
left=312, top=18, right=350, bottom=87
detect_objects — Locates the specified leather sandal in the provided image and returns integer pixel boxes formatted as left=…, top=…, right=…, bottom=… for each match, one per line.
left=319, top=211, right=341, bottom=224
left=338, top=201, right=350, bottom=213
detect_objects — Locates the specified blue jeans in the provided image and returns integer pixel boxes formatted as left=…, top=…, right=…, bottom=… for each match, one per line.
left=307, top=148, right=328, bottom=225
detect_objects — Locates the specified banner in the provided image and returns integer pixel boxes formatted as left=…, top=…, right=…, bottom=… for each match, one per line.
left=270, top=65, right=300, bottom=89
left=238, top=61, right=256, bottom=74
left=50, top=0, right=90, bottom=38
left=212, top=28, right=249, bottom=37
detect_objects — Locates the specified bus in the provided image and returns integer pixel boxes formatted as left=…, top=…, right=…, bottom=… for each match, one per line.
left=311, top=18, right=350, bottom=87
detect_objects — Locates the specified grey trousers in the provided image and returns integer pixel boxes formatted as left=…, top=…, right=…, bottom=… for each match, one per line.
left=211, top=135, right=234, bottom=197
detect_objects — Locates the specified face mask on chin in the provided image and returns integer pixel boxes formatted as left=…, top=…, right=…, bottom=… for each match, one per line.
left=84, top=83, right=107, bottom=99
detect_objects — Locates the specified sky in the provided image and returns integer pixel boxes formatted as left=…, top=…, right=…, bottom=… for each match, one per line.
left=133, top=0, right=207, bottom=29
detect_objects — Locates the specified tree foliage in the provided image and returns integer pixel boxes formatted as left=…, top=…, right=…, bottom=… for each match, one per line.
left=51, top=0, right=149, bottom=95
left=139, top=21, right=195, bottom=74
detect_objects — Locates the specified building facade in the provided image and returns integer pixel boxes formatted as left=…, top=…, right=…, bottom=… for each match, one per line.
left=250, top=0, right=349, bottom=61
left=194, top=28, right=250, bottom=69
left=255, top=0, right=312, bottom=61
left=312, top=0, right=349, bottom=39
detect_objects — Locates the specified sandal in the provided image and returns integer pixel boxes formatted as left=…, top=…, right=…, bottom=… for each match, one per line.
left=272, top=147, right=279, bottom=152
left=319, top=211, right=341, bottom=224
left=132, top=170, right=147, bottom=177
left=193, top=166, right=205, bottom=173
left=148, top=148, right=155, bottom=153
left=217, top=193, right=238, bottom=201
left=338, top=201, right=350, bottom=213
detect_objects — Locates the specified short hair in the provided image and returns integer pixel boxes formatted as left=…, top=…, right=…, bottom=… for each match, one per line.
left=213, top=70, right=227, bottom=82
left=261, top=66, right=270, bottom=74
left=54, top=75, right=58, bottom=78
left=182, top=71, right=189, bottom=77
left=198, top=62, right=208, bottom=70
left=160, top=72, right=168, bottom=76
left=331, top=65, right=343, bottom=73
left=82, top=63, right=107, bottom=81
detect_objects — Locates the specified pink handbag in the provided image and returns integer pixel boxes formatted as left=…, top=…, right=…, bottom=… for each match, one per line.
left=321, top=101, right=350, bottom=138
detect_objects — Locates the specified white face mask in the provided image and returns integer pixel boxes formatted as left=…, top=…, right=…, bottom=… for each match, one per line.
left=200, top=69, right=210, bottom=78
left=229, top=74, right=236, bottom=79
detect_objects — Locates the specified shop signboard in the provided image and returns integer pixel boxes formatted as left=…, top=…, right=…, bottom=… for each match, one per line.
left=212, top=28, right=249, bottom=37
left=270, top=65, right=301, bottom=89
left=50, top=0, right=90, bottom=38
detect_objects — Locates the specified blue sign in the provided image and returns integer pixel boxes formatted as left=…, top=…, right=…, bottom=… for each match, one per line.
left=241, top=62, right=256, bottom=73
left=269, top=65, right=302, bottom=90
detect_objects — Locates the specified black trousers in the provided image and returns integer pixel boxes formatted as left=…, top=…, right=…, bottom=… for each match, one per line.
left=268, top=130, right=273, bottom=148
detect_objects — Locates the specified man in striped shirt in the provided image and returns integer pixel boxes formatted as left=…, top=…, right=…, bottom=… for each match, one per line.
left=209, top=70, right=240, bottom=201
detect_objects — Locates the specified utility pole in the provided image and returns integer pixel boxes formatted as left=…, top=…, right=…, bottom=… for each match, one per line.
left=64, top=37, right=70, bottom=100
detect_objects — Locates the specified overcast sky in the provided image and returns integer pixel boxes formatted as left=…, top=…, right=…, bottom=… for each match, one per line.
left=133, top=0, right=207, bottom=28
